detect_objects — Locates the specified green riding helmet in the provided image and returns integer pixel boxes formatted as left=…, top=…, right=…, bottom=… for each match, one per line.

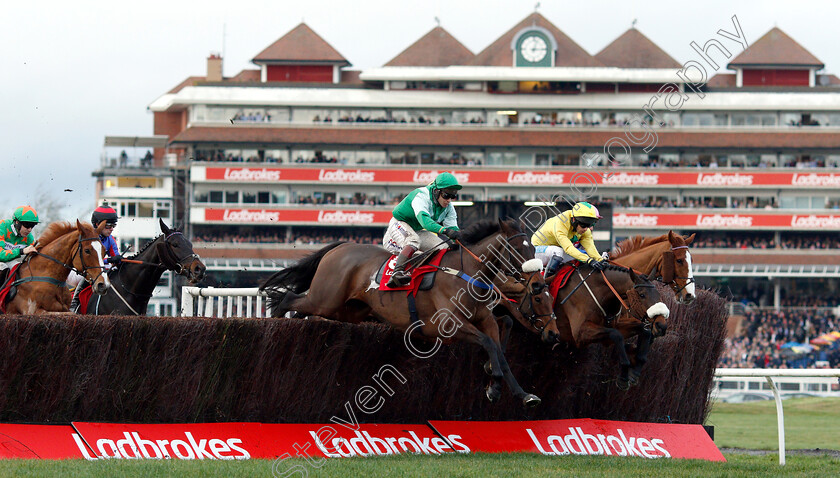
left=13, top=206, right=39, bottom=224
left=433, top=172, right=463, bottom=191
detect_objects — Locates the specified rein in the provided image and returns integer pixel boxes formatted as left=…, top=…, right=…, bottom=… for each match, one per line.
left=455, top=234, right=530, bottom=304
left=29, top=235, right=105, bottom=285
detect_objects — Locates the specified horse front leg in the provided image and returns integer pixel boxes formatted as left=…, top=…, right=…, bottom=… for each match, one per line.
left=627, top=328, right=653, bottom=386
left=485, top=314, right=513, bottom=376
left=465, top=312, right=539, bottom=408
left=578, top=324, right=633, bottom=390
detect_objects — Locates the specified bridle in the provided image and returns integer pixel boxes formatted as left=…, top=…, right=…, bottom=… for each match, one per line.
left=457, top=230, right=557, bottom=331
left=664, top=245, right=695, bottom=295
left=598, top=267, right=661, bottom=331
left=515, top=270, right=557, bottom=333
left=29, top=234, right=105, bottom=285
left=112, top=232, right=202, bottom=297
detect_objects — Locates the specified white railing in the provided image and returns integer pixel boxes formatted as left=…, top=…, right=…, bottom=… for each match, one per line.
left=714, top=368, right=840, bottom=466
left=181, top=287, right=267, bottom=318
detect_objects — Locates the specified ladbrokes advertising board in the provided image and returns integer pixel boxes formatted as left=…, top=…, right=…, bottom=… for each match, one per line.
left=194, top=166, right=840, bottom=189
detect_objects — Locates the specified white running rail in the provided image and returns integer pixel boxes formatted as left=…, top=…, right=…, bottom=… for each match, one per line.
left=181, top=287, right=268, bottom=318
left=714, top=368, right=840, bottom=466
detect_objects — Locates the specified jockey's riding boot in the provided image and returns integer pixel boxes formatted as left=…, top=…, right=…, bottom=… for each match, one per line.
left=70, top=279, right=88, bottom=313
left=387, top=246, right=417, bottom=288
left=545, top=255, right=563, bottom=276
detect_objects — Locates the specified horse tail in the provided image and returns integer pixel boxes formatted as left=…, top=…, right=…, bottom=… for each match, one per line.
left=260, top=241, right=346, bottom=295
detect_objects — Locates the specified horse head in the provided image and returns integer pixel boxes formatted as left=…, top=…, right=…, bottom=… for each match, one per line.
left=663, top=231, right=696, bottom=304
left=76, top=220, right=111, bottom=294
left=158, top=219, right=206, bottom=283
left=625, top=269, right=669, bottom=338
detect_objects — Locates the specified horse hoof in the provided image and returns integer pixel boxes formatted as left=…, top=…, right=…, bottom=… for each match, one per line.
left=486, top=386, right=501, bottom=403
left=522, top=394, right=541, bottom=408
left=484, top=361, right=493, bottom=376
left=617, top=378, right=631, bottom=391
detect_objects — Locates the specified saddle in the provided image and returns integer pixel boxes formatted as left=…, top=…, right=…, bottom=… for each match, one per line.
left=372, top=249, right=447, bottom=294
left=548, top=262, right=579, bottom=305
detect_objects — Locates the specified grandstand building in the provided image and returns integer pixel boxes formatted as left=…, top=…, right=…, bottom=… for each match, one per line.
left=95, top=14, right=840, bottom=309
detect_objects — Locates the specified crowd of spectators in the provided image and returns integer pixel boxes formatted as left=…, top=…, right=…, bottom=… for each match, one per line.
left=232, top=111, right=271, bottom=123
left=192, top=230, right=382, bottom=245
left=295, top=194, right=388, bottom=206
left=719, top=309, right=840, bottom=368
left=690, top=233, right=840, bottom=250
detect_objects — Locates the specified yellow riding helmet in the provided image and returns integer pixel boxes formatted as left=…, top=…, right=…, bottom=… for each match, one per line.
left=571, top=202, right=599, bottom=226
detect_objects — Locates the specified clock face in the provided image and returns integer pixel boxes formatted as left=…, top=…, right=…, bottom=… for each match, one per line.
left=520, top=35, right=548, bottom=63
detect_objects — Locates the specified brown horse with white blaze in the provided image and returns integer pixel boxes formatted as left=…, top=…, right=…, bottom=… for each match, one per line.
left=3, top=220, right=109, bottom=314
left=608, top=231, right=697, bottom=304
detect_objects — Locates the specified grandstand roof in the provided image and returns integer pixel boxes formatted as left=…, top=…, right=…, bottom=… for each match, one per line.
left=595, top=28, right=681, bottom=69
left=729, top=27, right=823, bottom=68
left=385, top=26, right=474, bottom=67
left=253, top=23, right=350, bottom=66
left=468, top=13, right=601, bottom=67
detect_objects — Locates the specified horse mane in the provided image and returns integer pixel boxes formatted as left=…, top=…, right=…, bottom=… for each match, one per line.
left=609, top=234, right=669, bottom=260
left=36, top=221, right=78, bottom=247
left=459, top=219, right=521, bottom=245
left=126, top=225, right=181, bottom=259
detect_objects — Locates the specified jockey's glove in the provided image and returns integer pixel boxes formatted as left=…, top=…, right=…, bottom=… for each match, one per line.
left=441, top=228, right=461, bottom=241
left=107, top=255, right=123, bottom=264
left=588, top=258, right=607, bottom=271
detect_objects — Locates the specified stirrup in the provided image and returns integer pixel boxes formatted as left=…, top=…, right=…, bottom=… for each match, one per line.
left=387, top=272, right=411, bottom=287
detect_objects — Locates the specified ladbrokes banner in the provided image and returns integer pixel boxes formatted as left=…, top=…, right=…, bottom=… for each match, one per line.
left=1, top=420, right=722, bottom=462
left=195, top=166, right=840, bottom=188
left=428, top=419, right=725, bottom=461
left=195, top=207, right=840, bottom=230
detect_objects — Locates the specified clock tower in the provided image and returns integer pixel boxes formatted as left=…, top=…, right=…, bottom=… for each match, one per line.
left=512, top=27, right=556, bottom=67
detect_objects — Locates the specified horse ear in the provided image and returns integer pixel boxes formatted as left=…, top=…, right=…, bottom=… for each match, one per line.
left=628, top=268, right=640, bottom=283
left=76, top=219, right=83, bottom=232
left=662, top=251, right=676, bottom=283
left=498, top=218, right=510, bottom=234
left=668, top=230, right=677, bottom=244
left=685, top=233, right=696, bottom=245
left=94, top=219, right=107, bottom=235
left=160, top=218, right=171, bottom=234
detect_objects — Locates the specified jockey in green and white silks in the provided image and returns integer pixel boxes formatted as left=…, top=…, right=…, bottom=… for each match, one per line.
left=0, top=206, right=40, bottom=270
left=383, top=172, right=462, bottom=287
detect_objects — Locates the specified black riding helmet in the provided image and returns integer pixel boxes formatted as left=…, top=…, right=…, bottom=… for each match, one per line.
left=91, top=203, right=118, bottom=227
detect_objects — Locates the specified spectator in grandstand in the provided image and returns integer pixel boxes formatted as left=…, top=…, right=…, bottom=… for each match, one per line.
left=383, top=171, right=462, bottom=287
left=531, top=202, right=607, bottom=276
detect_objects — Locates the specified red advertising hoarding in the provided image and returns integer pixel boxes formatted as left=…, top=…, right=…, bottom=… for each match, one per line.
left=428, top=419, right=724, bottom=462
left=199, top=166, right=840, bottom=188
left=201, top=208, right=393, bottom=225
left=613, top=212, right=840, bottom=230
left=0, top=424, right=95, bottom=459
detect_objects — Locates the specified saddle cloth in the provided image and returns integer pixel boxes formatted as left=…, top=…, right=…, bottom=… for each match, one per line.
left=78, top=285, right=94, bottom=315
left=377, top=249, right=447, bottom=293
left=0, top=263, right=22, bottom=313
left=548, top=262, right=578, bottom=306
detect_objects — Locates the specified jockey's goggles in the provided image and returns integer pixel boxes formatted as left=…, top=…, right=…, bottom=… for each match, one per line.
left=440, top=191, right=458, bottom=200
left=19, top=221, right=37, bottom=229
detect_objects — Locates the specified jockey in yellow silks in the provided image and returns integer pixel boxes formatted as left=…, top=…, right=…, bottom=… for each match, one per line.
left=532, top=201, right=607, bottom=275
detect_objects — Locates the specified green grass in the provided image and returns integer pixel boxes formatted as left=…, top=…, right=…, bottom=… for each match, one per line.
left=0, top=453, right=838, bottom=477
left=707, top=397, right=840, bottom=450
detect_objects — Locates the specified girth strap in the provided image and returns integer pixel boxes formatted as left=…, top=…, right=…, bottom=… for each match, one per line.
left=13, top=276, right=67, bottom=288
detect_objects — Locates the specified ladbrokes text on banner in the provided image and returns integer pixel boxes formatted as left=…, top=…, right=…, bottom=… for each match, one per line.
left=428, top=419, right=725, bottom=462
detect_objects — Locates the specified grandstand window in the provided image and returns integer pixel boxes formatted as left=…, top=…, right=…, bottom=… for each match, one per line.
left=225, top=191, right=238, bottom=204
left=779, top=196, right=814, bottom=209
left=243, top=192, right=256, bottom=204
left=257, top=192, right=271, bottom=204
left=156, top=201, right=171, bottom=219
left=272, top=192, right=287, bottom=204
left=209, top=191, right=223, bottom=203
left=682, top=112, right=727, bottom=127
